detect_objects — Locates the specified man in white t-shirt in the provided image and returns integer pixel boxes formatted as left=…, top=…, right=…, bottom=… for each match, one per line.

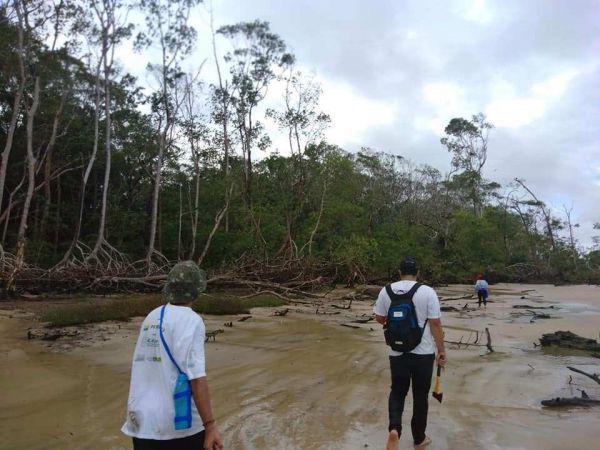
left=122, top=261, right=223, bottom=450
left=374, top=258, right=446, bottom=450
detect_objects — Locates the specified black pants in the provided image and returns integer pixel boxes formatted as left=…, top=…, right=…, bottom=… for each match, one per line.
left=133, top=431, right=205, bottom=450
left=388, top=353, right=435, bottom=445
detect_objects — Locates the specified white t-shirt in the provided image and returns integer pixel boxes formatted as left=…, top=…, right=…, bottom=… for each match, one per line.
left=373, top=280, right=441, bottom=356
left=121, top=303, right=206, bottom=440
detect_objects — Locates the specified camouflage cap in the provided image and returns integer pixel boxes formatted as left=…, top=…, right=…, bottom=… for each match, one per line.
left=164, top=261, right=207, bottom=304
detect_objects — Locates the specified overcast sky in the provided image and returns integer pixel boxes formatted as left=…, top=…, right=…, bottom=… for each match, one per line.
left=119, top=0, right=600, bottom=247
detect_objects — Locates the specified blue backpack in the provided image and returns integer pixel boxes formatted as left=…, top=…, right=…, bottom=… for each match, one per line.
left=384, top=283, right=427, bottom=352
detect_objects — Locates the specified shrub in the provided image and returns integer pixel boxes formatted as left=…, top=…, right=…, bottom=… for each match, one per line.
left=41, top=295, right=163, bottom=327
left=191, top=294, right=287, bottom=315
left=244, top=295, right=287, bottom=308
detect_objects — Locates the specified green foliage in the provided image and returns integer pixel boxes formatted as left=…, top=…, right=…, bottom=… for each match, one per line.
left=0, top=8, right=597, bottom=288
left=41, top=296, right=164, bottom=327
left=191, top=294, right=286, bottom=315
left=244, top=295, right=288, bottom=308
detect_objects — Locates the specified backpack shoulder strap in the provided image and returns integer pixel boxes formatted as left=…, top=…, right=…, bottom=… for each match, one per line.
left=405, top=282, right=423, bottom=298
left=159, top=304, right=184, bottom=375
left=385, top=282, right=422, bottom=303
left=385, top=284, right=397, bottom=302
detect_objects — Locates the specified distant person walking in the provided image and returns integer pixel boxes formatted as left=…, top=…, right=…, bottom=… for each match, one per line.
left=122, top=261, right=223, bottom=450
left=475, top=274, right=489, bottom=308
left=374, top=257, right=446, bottom=450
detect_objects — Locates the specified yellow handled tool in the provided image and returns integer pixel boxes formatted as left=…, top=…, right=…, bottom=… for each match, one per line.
left=432, top=365, right=443, bottom=403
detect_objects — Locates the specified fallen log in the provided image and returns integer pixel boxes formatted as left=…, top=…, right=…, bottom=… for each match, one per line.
left=441, top=306, right=460, bottom=312
left=237, top=315, right=252, bottom=322
left=340, top=323, right=361, bottom=329
left=513, top=304, right=557, bottom=310
left=541, top=391, right=600, bottom=407
left=439, top=294, right=474, bottom=302
left=315, top=307, right=341, bottom=315
left=539, top=331, right=600, bottom=353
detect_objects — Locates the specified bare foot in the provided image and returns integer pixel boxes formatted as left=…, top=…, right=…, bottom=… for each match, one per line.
left=386, top=430, right=400, bottom=450
left=414, top=436, right=432, bottom=449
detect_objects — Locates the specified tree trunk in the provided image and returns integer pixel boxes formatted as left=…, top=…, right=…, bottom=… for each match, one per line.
left=40, top=90, right=68, bottom=239
left=197, top=185, right=232, bottom=267
left=177, top=182, right=182, bottom=260
left=89, top=33, right=113, bottom=260
left=0, top=7, right=26, bottom=215
left=146, top=129, right=166, bottom=266
left=6, top=76, right=41, bottom=294
left=304, top=179, right=327, bottom=257
left=189, top=160, right=200, bottom=259
left=57, top=57, right=103, bottom=266
left=53, top=174, right=61, bottom=257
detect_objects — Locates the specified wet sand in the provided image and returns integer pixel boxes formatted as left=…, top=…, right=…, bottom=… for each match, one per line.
left=1, top=284, right=599, bottom=449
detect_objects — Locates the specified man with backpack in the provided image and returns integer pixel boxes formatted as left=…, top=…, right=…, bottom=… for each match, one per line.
left=374, top=257, right=446, bottom=450
left=122, top=261, right=224, bottom=450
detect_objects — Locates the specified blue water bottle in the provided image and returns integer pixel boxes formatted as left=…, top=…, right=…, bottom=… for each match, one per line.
left=159, top=305, right=193, bottom=430
left=173, top=372, right=192, bottom=430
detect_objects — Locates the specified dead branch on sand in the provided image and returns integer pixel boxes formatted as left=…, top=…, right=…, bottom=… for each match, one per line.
left=444, top=329, right=494, bottom=352
left=439, top=294, right=474, bottom=302
left=567, top=366, right=600, bottom=385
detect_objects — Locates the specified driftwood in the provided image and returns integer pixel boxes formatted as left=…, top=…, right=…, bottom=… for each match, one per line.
left=539, top=331, right=600, bottom=353
left=27, top=328, right=79, bottom=341
left=355, top=285, right=383, bottom=297
left=330, top=298, right=353, bottom=310
left=340, top=323, right=361, bottom=329
left=485, top=328, right=494, bottom=352
left=513, top=304, right=557, bottom=310
left=541, top=391, right=600, bottom=407
left=237, top=315, right=252, bottom=322
left=443, top=329, right=495, bottom=351
left=526, top=310, right=550, bottom=319
left=315, top=307, right=341, bottom=315
left=567, top=366, right=600, bottom=385
left=210, top=278, right=323, bottom=299
left=441, top=306, right=460, bottom=312
left=285, top=298, right=315, bottom=305
left=439, top=294, right=474, bottom=302
left=272, top=308, right=289, bottom=317
left=205, top=329, right=224, bottom=342
left=351, top=315, right=374, bottom=324
left=240, top=290, right=290, bottom=301
left=512, top=309, right=551, bottom=320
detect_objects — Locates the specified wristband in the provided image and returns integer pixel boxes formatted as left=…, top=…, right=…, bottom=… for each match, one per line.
left=204, top=419, right=215, bottom=427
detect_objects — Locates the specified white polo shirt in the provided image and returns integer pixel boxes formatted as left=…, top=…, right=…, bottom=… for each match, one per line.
left=122, top=303, right=206, bottom=440
left=374, top=280, right=441, bottom=356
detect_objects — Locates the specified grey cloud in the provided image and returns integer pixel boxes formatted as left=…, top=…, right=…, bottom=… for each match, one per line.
left=207, top=0, right=600, bottom=245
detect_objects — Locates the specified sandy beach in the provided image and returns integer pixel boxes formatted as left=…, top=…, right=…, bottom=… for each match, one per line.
left=1, top=283, right=599, bottom=450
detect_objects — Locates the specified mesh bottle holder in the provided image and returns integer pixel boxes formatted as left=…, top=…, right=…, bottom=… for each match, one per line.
left=159, top=305, right=192, bottom=430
